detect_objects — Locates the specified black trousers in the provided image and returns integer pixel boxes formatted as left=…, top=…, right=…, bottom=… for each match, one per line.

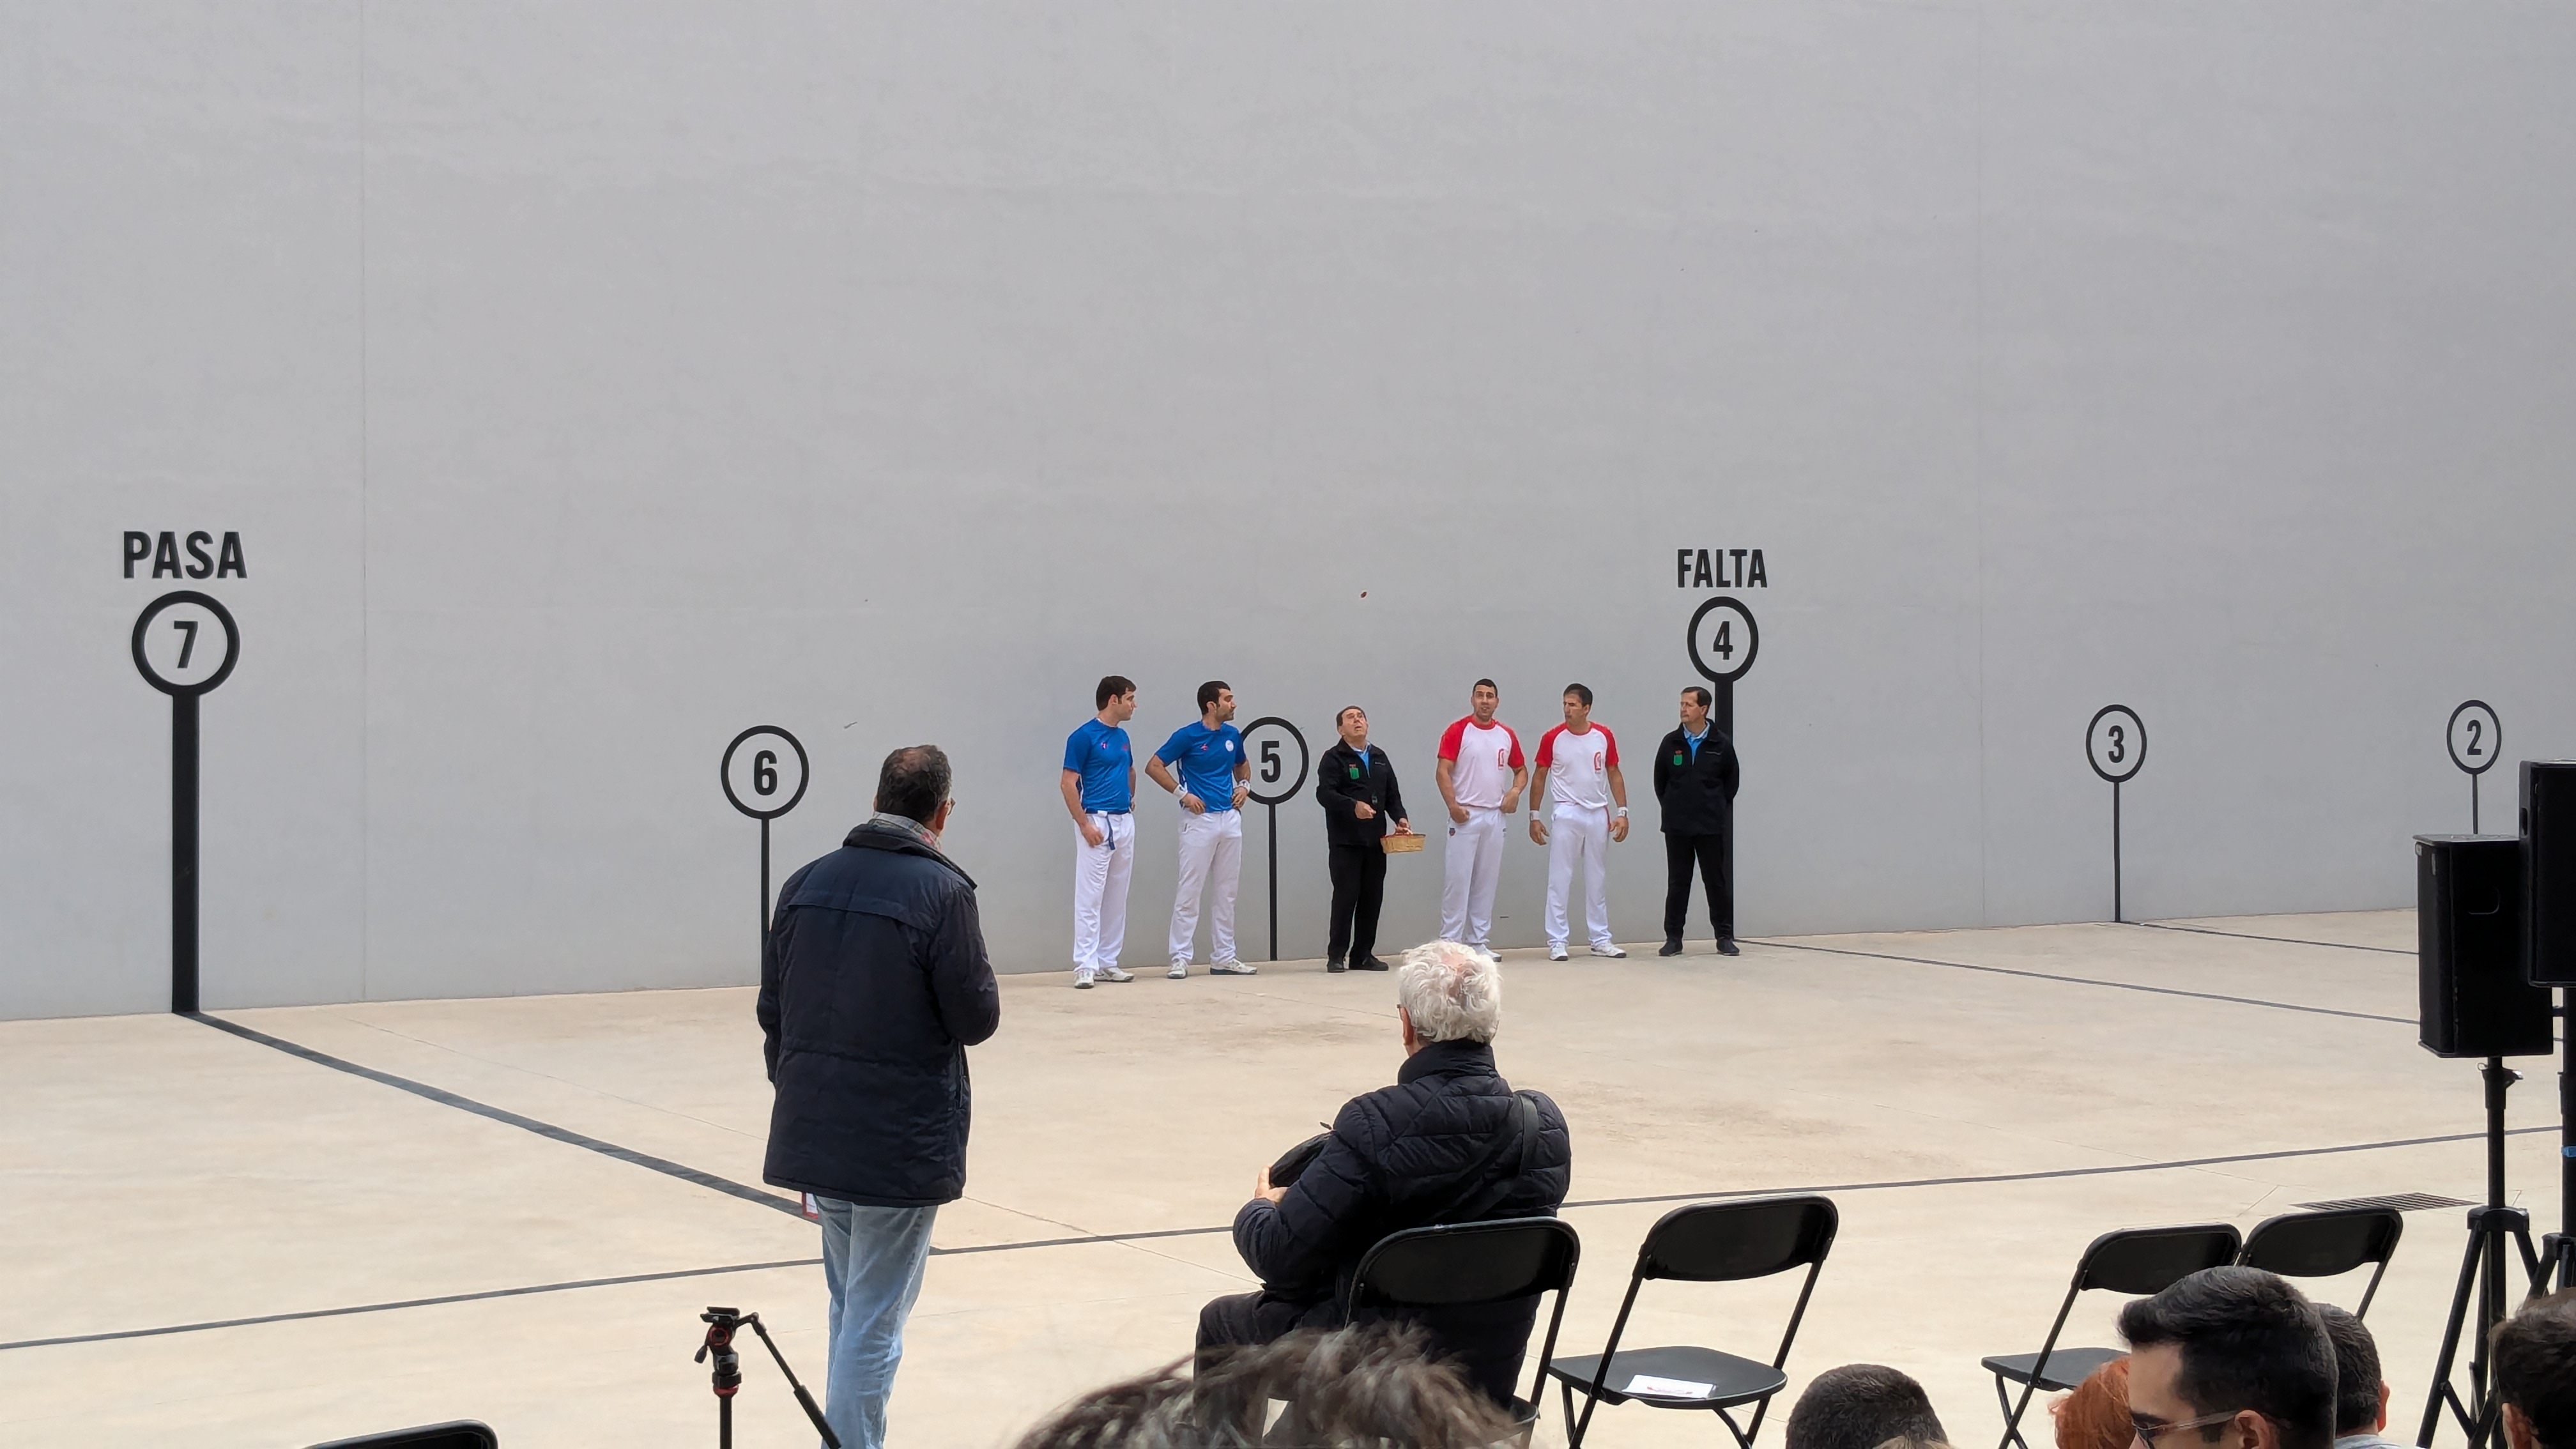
left=1664, top=831, right=1734, bottom=939
left=1326, top=843, right=1387, bottom=963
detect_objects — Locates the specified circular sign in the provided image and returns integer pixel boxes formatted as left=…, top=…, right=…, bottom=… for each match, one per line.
left=132, top=590, right=241, bottom=696
left=2086, top=705, right=2147, bottom=785
left=2448, top=700, right=2501, bottom=777
left=1686, top=596, right=1760, bottom=685
left=720, top=726, right=809, bottom=820
left=1239, top=716, right=1310, bottom=806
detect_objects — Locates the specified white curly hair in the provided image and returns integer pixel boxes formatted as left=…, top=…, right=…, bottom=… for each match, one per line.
left=1395, top=940, right=1503, bottom=1044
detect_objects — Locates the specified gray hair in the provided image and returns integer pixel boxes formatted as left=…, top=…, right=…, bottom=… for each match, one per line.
left=1396, top=940, right=1502, bottom=1044
left=1013, top=1324, right=1519, bottom=1448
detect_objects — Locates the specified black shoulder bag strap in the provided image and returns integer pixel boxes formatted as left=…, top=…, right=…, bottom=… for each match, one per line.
left=1430, top=1090, right=1544, bottom=1226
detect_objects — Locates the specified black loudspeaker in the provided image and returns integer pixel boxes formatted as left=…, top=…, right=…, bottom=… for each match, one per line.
left=2418, top=834, right=2553, bottom=1057
left=2522, top=760, right=2576, bottom=987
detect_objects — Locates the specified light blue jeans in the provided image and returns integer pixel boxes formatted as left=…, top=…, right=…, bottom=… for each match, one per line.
left=816, top=1199, right=939, bottom=1449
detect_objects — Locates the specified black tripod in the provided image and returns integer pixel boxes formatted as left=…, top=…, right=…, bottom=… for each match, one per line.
left=697, top=1305, right=841, bottom=1449
left=2548, top=990, right=2576, bottom=1294
left=2419, top=1059, right=2545, bottom=1449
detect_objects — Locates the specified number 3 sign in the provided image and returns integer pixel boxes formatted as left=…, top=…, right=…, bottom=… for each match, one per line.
left=2085, top=705, right=2146, bottom=922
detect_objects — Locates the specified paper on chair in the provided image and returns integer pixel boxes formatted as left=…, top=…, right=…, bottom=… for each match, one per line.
left=1625, top=1374, right=1715, bottom=1399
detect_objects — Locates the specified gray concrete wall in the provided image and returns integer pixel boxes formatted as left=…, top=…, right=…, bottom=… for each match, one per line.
left=7, top=1, right=2574, bottom=1018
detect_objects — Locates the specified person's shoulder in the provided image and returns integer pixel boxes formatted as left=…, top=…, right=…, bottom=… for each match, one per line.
left=1436, top=717, right=1468, bottom=755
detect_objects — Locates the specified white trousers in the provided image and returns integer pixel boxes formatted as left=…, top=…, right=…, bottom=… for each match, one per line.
left=1440, top=806, right=1506, bottom=948
left=1170, top=808, right=1243, bottom=965
left=1071, top=811, right=1135, bottom=972
left=1545, top=804, right=1614, bottom=949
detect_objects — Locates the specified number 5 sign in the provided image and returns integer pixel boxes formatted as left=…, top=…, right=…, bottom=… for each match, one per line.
left=1238, top=716, right=1310, bottom=962
left=721, top=726, right=809, bottom=964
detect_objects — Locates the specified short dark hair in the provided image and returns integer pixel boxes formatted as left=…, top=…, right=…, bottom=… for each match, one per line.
left=1564, top=683, right=1593, bottom=707
left=1337, top=705, right=1365, bottom=726
left=1472, top=678, right=1498, bottom=696
left=1684, top=685, right=1713, bottom=709
left=1197, top=680, right=1229, bottom=713
left=2492, top=1287, right=2576, bottom=1449
left=2117, top=1268, right=2335, bottom=1449
left=2317, top=1305, right=2381, bottom=1435
left=1785, top=1363, right=1948, bottom=1449
left=1095, top=675, right=1134, bottom=710
left=1013, top=1324, right=1516, bottom=1449
left=875, top=745, right=951, bottom=825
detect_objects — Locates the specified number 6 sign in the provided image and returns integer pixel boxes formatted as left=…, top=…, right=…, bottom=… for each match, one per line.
left=721, top=726, right=809, bottom=965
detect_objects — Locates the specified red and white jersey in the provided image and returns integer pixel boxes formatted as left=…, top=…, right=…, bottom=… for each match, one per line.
left=1437, top=717, right=1524, bottom=809
left=1537, top=724, right=1620, bottom=810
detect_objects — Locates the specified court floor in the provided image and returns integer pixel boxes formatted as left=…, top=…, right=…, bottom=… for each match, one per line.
left=2, top=909, right=2556, bottom=1448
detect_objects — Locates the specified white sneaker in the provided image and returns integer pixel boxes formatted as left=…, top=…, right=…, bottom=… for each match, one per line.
left=1547, top=946, right=1570, bottom=962
left=1167, top=962, right=1190, bottom=979
left=1590, top=944, right=1628, bottom=959
left=1209, top=960, right=1259, bottom=976
left=1073, top=970, right=1096, bottom=990
left=1096, top=966, right=1134, bottom=983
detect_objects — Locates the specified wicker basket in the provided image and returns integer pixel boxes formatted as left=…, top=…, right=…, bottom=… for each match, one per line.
left=1380, top=832, right=1427, bottom=855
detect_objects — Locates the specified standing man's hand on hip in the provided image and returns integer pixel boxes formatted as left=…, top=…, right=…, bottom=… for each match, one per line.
left=1080, top=818, right=1105, bottom=848
left=1448, top=801, right=1470, bottom=825
left=1179, top=791, right=1205, bottom=815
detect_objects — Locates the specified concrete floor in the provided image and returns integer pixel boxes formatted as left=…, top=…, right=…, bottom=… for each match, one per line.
left=2, top=910, right=2561, bottom=1448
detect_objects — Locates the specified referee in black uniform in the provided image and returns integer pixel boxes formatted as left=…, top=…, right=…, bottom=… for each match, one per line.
left=1315, top=705, right=1411, bottom=972
left=1654, top=685, right=1741, bottom=956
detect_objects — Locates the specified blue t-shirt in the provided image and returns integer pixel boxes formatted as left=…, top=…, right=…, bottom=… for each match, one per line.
left=1063, top=719, right=1135, bottom=813
left=1156, top=721, right=1243, bottom=813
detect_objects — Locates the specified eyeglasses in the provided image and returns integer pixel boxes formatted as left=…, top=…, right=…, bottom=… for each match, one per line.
left=2131, top=1410, right=2245, bottom=1449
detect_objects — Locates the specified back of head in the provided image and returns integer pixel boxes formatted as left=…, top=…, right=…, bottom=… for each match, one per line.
left=1786, top=1364, right=1948, bottom=1449
left=875, top=745, right=951, bottom=826
left=1013, top=1324, right=1519, bottom=1449
left=2493, top=1287, right=2576, bottom=1449
left=2117, top=1268, right=2335, bottom=1449
left=1397, top=940, right=1503, bottom=1044
left=2053, top=1358, right=2133, bottom=1449
left=2316, top=1305, right=2382, bottom=1437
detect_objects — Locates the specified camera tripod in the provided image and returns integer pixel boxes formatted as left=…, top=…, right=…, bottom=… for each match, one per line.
left=2418, top=1059, right=2547, bottom=1449
left=696, top=1305, right=840, bottom=1449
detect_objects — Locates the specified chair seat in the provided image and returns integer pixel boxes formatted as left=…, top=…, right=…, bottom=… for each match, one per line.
left=1548, top=1344, right=1786, bottom=1409
left=1981, top=1346, right=2125, bottom=1393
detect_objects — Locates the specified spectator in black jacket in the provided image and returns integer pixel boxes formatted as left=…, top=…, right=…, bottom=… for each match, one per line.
left=759, top=744, right=999, bottom=1449
left=1199, top=939, right=1573, bottom=1404
left=1316, top=705, right=1413, bottom=973
left=1653, top=685, right=1742, bottom=956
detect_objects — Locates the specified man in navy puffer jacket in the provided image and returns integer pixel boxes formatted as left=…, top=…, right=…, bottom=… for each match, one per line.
left=760, top=744, right=999, bottom=1449
left=1199, top=940, right=1572, bottom=1404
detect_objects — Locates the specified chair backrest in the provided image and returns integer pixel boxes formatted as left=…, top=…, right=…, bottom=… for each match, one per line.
left=2238, top=1208, right=2402, bottom=1280
left=2076, top=1224, right=2244, bottom=1295
left=1637, top=1195, right=1839, bottom=1282
left=309, top=1423, right=498, bottom=1449
left=1351, top=1216, right=1582, bottom=1312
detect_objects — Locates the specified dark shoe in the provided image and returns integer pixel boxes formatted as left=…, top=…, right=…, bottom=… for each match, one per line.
left=1326, top=957, right=1348, bottom=974
left=1657, top=937, right=1684, bottom=957
left=1353, top=954, right=1390, bottom=972
left=1717, top=936, right=1740, bottom=956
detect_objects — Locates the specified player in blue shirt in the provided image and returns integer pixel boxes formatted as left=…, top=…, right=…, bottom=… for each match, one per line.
left=1146, top=680, right=1254, bottom=977
left=1061, top=675, right=1139, bottom=988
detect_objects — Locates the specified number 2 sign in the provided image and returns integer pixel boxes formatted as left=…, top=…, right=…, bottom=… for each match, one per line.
left=2447, top=700, right=2501, bottom=832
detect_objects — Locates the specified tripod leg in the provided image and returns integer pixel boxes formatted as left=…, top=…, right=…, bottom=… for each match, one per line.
left=2423, top=1220, right=2488, bottom=1446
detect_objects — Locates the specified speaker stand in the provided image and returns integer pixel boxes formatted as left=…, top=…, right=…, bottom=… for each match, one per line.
left=2550, top=990, right=2576, bottom=1291
left=2419, top=1059, right=2545, bottom=1449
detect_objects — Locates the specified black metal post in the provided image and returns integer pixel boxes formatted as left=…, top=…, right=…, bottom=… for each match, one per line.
left=1267, top=802, right=1279, bottom=962
left=758, top=816, right=771, bottom=962
left=1717, top=678, right=1735, bottom=926
left=172, top=691, right=199, bottom=1014
left=2113, top=780, right=2124, bottom=924
left=2559, top=992, right=2576, bottom=1289
left=2472, top=774, right=2481, bottom=834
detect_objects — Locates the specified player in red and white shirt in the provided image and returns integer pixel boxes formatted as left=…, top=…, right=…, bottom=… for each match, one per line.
left=1530, top=684, right=1630, bottom=960
left=1434, top=678, right=1526, bottom=952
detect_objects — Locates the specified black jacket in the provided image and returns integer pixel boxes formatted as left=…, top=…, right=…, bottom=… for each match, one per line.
left=1315, top=742, right=1410, bottom=847
left=759, top=820, right=1000, bottom=1207
left=1233, top=1038, right=1572, bottom=1402
left=1652, top=726, right=1739, bottom=837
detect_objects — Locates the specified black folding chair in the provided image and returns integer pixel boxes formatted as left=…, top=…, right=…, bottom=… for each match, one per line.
left=1544, top=1195, right=1838, bottom=1449
left=2237, top=1207, right=2403, bottom=1315
left=1983, top=1224, right=2241, bottom=1449
left=1344, top=1216, right=1583, bottom=1447
left=309, top=1425, right=497, bottom=1449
